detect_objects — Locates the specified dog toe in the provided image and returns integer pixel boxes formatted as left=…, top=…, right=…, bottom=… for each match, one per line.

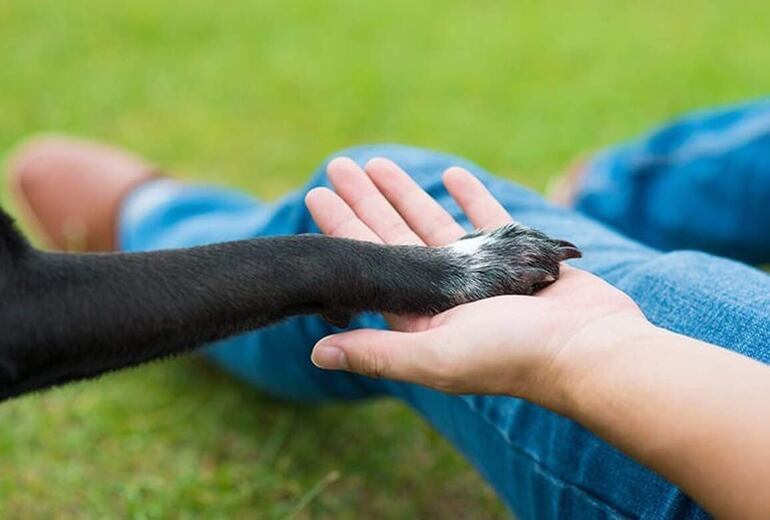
left=445, top=223, right=580, bottom=300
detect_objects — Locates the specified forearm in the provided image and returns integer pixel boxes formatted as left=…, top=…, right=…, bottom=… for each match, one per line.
left=549, top=324, right=770, bottom=519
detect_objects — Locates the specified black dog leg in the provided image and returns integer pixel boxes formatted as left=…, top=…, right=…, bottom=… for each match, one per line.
left=0, top=209, right=579, bottom=400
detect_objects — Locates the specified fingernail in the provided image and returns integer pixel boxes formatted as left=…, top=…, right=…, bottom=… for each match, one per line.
left=312, top=346, right=349, bottom=370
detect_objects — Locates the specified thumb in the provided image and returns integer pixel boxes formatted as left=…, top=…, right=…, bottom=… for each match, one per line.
left=311, top=328, right=435, bottom=382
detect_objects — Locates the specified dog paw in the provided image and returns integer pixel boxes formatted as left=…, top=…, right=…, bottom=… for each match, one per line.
left=443, top=223, right=581, bottom=302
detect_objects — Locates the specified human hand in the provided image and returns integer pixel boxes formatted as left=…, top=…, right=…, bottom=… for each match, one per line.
left=305, top=158, right=648, bottom=404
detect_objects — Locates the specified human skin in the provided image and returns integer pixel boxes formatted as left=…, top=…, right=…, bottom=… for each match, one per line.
left=305, top=157, right=770, bottom=519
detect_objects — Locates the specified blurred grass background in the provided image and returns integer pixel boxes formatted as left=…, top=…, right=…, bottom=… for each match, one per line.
left=0, top=0, right=768, bottom=517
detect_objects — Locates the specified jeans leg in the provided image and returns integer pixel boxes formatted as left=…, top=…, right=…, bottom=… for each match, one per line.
left=574, top=97, right=770, bottom=264
left=120, top=144, right=770, bottom=518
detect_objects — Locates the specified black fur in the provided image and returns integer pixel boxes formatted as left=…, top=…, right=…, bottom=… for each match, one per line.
left=0, top=208, right=580, bottom=401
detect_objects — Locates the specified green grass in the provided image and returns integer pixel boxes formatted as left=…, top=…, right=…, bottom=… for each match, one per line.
left=1, top=1, right=769, bottom=517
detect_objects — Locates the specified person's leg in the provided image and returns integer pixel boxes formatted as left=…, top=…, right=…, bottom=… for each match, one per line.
left=121, top=144, right=769, bottom=519
left=567, top=97, right=770, bottom=264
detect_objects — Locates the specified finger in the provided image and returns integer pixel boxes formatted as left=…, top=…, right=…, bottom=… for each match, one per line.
left=443, top=167, right=514, bottom=230
left=364, top=158, right=466, bottom=246
left=326, top=157, right=424, bottom=245
left=311, top=328, right=442, bottom=384
left=305, top=187, right=382, bottom=243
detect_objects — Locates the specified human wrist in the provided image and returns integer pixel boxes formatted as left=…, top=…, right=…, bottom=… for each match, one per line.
left=530, top=313, right=660, bottom=415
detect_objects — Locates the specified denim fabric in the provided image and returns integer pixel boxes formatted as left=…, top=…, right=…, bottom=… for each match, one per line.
left=575, top=97, right=770, bottom=264
left=119, top=140, right=770, bottom=519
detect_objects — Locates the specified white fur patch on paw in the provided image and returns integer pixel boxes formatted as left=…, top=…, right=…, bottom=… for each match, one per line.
left=447, top=233, right=494, bottom=256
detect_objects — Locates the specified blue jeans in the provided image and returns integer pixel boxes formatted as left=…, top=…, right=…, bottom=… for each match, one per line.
left=120, top=102, right=770, bottom=519
left=575, top=97, right=770, bottom=264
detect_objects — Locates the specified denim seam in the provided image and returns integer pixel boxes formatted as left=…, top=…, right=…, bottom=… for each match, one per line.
left=458, top=396, right=638, bottom=519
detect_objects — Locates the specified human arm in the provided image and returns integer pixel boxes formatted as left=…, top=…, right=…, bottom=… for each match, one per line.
left=305, top=156, right=770, bottom=519
left=559, top=321, right=770, bottom=520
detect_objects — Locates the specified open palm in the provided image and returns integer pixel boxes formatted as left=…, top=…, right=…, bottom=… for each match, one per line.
left=305, top=158, right=645, bottom=398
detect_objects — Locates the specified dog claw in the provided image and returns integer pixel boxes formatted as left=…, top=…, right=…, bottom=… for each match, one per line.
left=555, top=239, right=582, bottom=260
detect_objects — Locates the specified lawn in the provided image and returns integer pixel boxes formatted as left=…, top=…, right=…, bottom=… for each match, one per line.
left=1, top=1, right=769, bottom=518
